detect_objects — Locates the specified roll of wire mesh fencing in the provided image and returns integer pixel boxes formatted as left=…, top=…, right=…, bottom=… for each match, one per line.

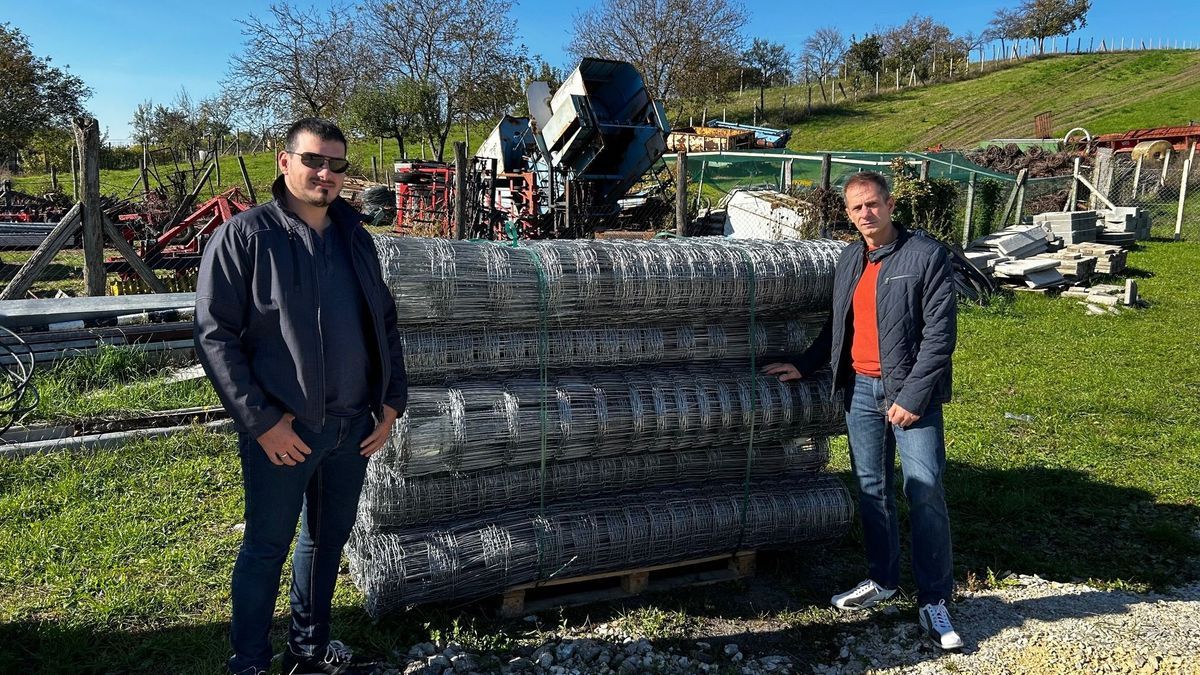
left=372, top=236, right=846, bottom=328
left=348, top=475, right=854, bottom=615
left=378, top=364, right=844, bottom=476
left=401, top=314, right=828, bottom=385
left=357, top=437, right=831, bottom=531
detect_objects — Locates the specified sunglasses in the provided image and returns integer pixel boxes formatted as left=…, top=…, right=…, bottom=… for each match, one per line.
left=288, top=151, right=350, bottom=174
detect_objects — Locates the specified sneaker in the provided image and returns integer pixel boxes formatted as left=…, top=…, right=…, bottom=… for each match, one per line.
left=918, top=600, right=964, bottom=650
left=831, top=579, right=897, bottom=610
left=281, top=640, right=375, bottom=674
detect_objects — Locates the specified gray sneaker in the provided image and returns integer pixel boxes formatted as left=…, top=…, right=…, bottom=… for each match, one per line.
left=918, top=601, right=964, bottom=650
left=831, top=579, right=897, bottom=610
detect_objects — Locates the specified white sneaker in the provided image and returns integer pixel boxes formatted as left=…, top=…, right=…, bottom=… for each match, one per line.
left=831, top=579, right=897, bottom=610
left=918, top=601, right=964, bottom=650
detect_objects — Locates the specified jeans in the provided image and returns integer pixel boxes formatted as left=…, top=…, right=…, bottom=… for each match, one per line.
left=845, top=374, right=953, bottom=606
left=228, top=412, right=373, bottom=673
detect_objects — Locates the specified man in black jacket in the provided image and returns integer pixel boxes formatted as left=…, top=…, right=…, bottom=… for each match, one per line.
left=196, top=118, right=407, bottom=675
left=763, top=171, right=961, bottom=650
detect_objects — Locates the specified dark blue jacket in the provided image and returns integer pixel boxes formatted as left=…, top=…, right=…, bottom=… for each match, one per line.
left=195, top=177, right=408, bottom=437
left=794, top=228, right=956, bottom=415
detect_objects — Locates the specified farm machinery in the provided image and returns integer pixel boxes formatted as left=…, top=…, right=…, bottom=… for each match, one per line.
left=394, top=58, right=673, bottom=239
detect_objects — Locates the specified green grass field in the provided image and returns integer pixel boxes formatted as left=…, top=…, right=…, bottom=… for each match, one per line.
left=1, top=236, right=1197, bottom=673
left=713, top=51, right=1200, bottom=152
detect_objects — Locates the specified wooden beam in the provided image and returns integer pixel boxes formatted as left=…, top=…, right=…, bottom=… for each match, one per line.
left=0, top=204, right=83, bottom=300
left=997, top=168, right=1028, bottom=228
left=74, top=117, right=106, bottom=296
left=101, top=216, right=169, bottom=293
left=1175, top=158, right=1191, bottom=241
left=1074, top=174, right=1118, bottom=210
left=237, top=155, right=257, bottom=204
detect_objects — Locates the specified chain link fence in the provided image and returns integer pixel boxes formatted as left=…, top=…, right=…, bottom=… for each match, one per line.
left=1100, top=149, right=1199, bottom=240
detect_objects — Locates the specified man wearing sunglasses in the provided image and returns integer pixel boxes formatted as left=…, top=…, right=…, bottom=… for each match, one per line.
left=196, top=118, right=407, bottom=675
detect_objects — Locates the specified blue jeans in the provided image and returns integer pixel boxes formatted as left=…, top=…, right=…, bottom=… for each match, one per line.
left=844, top=374, right=953, bottom=606
left=228, top=412, right=373, bottom=673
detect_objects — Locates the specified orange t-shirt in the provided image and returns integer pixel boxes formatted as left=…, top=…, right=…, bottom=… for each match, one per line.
left=850, top=253, right=882, bottom=377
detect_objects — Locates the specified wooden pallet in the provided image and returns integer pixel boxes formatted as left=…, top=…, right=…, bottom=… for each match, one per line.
left=499, top=551, right=756, bottom=618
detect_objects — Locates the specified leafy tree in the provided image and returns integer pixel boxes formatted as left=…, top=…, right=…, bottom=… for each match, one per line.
left=346, top=78, right=438, bottom=154
left=227, top=3, right=363, bottom=124
left=845, top=33, right=883, bottom=93
left=567, top=0, right=747, bottom=118
left=742, top=38, right=791, bottom=115
left=880, top=15, right=953, bottom=83
left=0, top=23, right=90, bottom=165
left=1018, top=0, right=1090, bottom=52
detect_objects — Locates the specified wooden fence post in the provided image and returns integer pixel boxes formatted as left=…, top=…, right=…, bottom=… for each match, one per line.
left=1132, top=157, right=1143, bottom=199
left=1068, top=157, right=1081, bottom=208
left=962, top=171, right=977, bottom=244
left=453, top=141, right=467, bottom=240
left=213, top=142, right=222, bottom=186
left=74, top=117, right=106, bottom=296
left=1175, top=158, right=1192, bottom=241
left=676, top=149, right=688, bottom=236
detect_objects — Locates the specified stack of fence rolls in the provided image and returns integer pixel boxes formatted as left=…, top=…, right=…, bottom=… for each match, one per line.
left=348, top=236, right=854, bottom=616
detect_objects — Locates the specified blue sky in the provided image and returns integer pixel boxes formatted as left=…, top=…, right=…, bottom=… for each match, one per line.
left=7, top=0, right=1197, bottom=142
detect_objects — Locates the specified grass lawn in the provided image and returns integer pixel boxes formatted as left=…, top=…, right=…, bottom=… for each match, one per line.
left=714, top=51, right=1200, bottom=152
left=1, top=231, right=1198, bottom=673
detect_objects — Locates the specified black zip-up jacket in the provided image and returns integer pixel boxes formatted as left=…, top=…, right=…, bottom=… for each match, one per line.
left=195, top=177, right=408, bottom=438
left=794, top=228, right=956, bottom=415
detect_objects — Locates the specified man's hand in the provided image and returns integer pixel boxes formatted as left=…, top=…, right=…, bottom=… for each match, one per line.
left=256, top=413, right=313, bottom=466
left=761, top=362, right=803, bottom=382
left=360, top=404, right=400, bottom=457
left=887, top=403, right=921, bottom=428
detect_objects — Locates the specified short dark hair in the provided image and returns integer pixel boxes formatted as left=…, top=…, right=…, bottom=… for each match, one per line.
left=284, top=118, right=348, bottom=153
left=843, top=171, right=891, bottom=200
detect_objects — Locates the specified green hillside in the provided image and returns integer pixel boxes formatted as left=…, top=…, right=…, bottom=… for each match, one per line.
left=717, top=51, right=1200, bottom=152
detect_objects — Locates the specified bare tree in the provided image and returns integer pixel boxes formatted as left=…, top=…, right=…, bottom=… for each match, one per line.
left=987, top=7, right=1024, bottom=55
left=742, top=38, right=791, bottom=115
left=363, top=0, right=523, bottom=162
left=226, top=3, right=363, bottom=125
left=802, top=27, right=846, bottom=103
left=568, top=0, right=747, bottom=116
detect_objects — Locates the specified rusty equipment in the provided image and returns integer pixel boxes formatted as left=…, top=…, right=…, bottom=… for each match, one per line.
left=105, top=187, right=254, bottom=278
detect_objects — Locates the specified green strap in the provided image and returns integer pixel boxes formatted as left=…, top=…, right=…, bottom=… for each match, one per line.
left=499, top=235, right=552, bottom=577
left=732, top=246, right=758, bottom=552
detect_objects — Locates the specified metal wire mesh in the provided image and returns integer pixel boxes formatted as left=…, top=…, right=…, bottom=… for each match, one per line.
left=401, top=315, right=827, bottom=385
left=348, top=475, right=853, bottom=615
left=357, top=437, right=831, bottom=530
left=378, top=365, right=843, bottom=476
left=373, top=236, right=845, bottom=328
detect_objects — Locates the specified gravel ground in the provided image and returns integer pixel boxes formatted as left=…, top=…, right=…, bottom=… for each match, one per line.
left=814, top=575, right=1200, bottom=674
left=379, top=575, right=1200, bottom=675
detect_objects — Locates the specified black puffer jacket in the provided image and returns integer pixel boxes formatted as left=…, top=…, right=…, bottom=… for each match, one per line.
left=195, top=177, right=408, bottom=437
left=795, top=228, right=956, bottom=415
